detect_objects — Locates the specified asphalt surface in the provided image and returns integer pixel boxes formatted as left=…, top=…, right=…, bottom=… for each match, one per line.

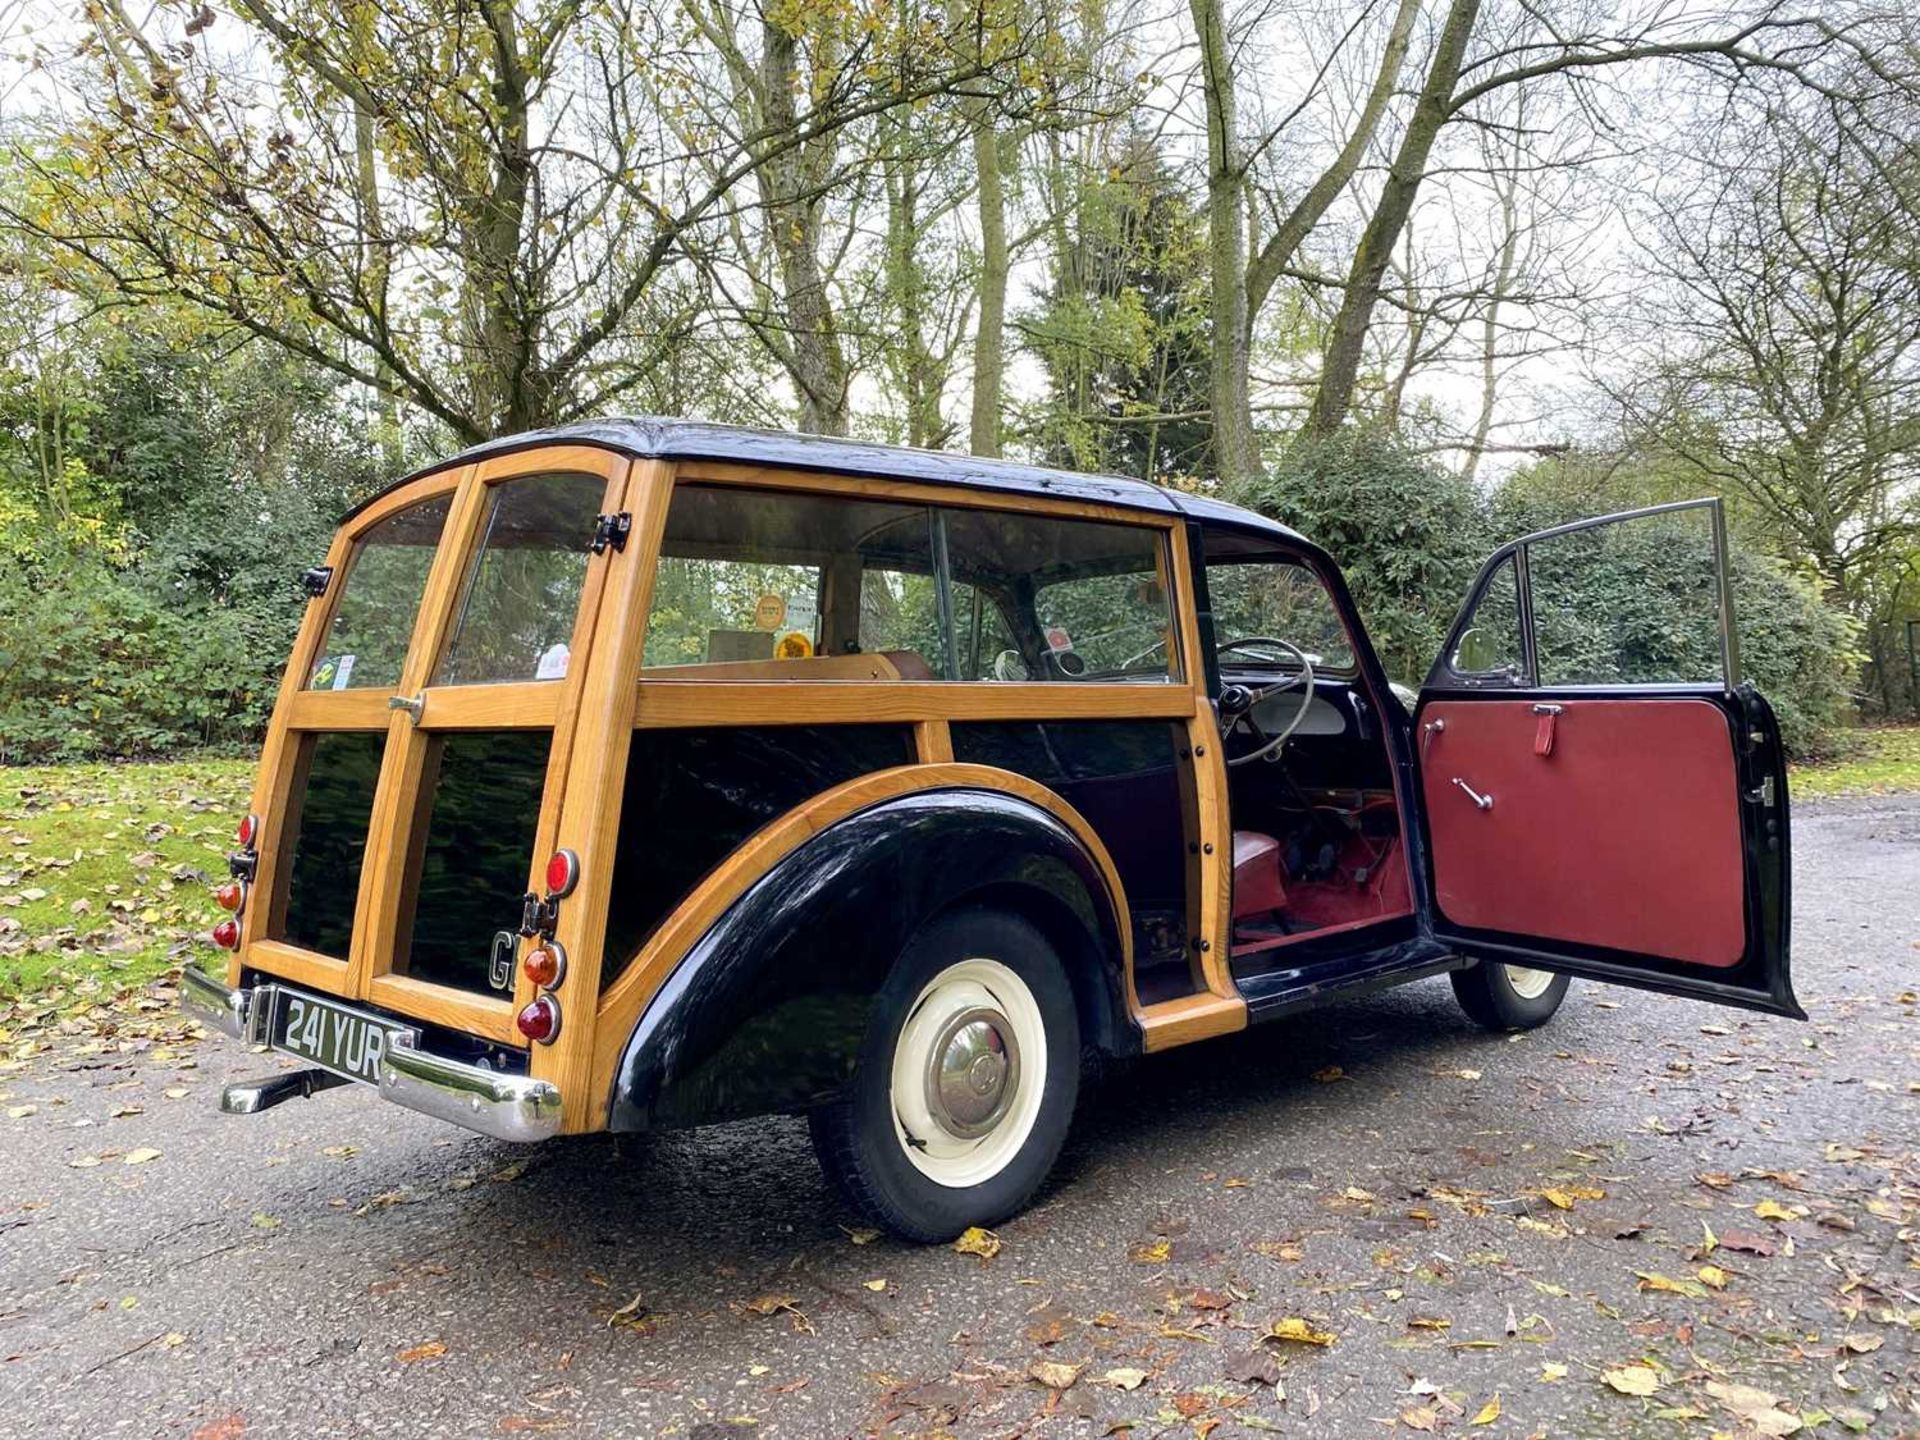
left=2, top=798, right=1915, bottom=1439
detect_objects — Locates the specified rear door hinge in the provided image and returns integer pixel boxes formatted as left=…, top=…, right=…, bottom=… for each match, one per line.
left=591, top=512, right=632, bottom=554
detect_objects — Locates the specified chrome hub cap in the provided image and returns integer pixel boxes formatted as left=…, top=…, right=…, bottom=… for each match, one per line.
left=890, top=958, right=1048, bottom=1189
left=1503, top=965, right=1555, bottom=1000
left=926, top=1008, right=1020, bottom=1139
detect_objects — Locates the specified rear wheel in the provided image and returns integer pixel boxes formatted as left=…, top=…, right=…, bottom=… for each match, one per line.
left=1450, top=960, right=1569, bottom=1031
left=809, top=909, right=1080, bottom=1242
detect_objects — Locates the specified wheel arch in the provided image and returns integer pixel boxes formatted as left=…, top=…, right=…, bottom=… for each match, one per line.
left=600, top=773, right=1138, bottom=1133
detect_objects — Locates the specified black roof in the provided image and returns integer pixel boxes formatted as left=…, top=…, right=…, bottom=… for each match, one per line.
left=365, top=417, right=1302, bottom=544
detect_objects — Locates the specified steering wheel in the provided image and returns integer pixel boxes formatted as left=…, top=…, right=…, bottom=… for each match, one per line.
left=1214, top=636, right=1316, bottom=768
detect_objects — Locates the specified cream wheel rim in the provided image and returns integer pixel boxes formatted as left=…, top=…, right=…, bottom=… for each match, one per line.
left=1503, top=965, right=1556, bottom=1001
left=890, top=958, right=1046, bottom=1189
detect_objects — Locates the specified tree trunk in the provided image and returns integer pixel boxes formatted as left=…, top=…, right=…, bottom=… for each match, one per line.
left=1189, top=0, right=1257, bottom=485
left=760, top=17, right=850, bottom=436
left=969, top=116, right=1009, bottom=457
left=1303, top=0, right=1479, bottom=438
left=1461, top=146, right=1520, bottom=485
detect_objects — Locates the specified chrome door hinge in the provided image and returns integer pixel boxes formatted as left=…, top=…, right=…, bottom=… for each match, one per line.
left=591, top=512, right=632, bottom=554
left=1746, top=774, right=1776, bottom=807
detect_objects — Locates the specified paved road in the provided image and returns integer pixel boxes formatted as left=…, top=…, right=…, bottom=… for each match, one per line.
left=3, top=799, right=1915, bottom=1439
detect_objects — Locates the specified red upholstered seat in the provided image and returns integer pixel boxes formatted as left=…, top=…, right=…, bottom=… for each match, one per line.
left=1231, top=830, right=1287, bottom=920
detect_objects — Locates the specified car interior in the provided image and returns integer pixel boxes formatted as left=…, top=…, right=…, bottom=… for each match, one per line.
left=1202, top=534, right=1415, bottom=976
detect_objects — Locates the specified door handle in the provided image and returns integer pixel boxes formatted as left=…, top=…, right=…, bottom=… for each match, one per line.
left=1421, top=717, right=1445, bottom=756
left=1451, top=777, right=1494, bottom=811
left=388, top=693, right=424, bottom=724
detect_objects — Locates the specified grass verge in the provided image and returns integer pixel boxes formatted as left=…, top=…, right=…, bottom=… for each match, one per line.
left=1790, top=725, right=1920, bottom=800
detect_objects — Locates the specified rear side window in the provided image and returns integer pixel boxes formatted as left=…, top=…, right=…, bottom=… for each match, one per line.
left=437, top=472, right=607, bottom=686
left=308, top=494, right=451, bottom=690
left=641, top=482, right=1177, bottom=682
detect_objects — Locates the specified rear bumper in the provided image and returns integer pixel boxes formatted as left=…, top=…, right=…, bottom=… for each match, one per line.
left=179, top=969, right=562, bottom=1144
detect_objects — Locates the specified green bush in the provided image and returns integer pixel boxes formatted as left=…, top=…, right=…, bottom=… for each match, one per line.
left=1227, top=428, right=1490, bottom=686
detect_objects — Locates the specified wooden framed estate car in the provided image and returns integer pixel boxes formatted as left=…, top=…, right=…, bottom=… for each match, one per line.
left=182, top=420, right=1798, bottom=1241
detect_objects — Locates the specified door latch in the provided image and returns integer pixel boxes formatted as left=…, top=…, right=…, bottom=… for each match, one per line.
left=1451, top=777, right=1495, bottom=811
left=387, top=693, right=424, bottom=725
left=1421, top=717, right=1445, bottom=756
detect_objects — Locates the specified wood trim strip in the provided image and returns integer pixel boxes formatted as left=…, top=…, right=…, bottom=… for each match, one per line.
left=409, top=682, right=564, bottom=730
left=586, top=761, right=1135, bottom=1129
left=1137, top=992, right=1247, bottom=1052
left=914, top=719, right=953, bottom=763
left=284, top=689, right=396, bottom=730
left=1166, top=527, right=1238, bottom=998
left=634, top=681, right=1197, bottom=728
left=244, top=940, right=350, bottom=995
left=528, top=458, right=672, bottom=1130
left=367, top=974, right=518, bottom=1043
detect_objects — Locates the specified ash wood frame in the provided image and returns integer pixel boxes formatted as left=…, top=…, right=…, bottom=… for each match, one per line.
left=234, top=444, right=1245, bottom=1139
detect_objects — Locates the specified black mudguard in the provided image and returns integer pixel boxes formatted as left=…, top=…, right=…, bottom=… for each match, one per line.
left=606, top=787, right=1136, bottom=1132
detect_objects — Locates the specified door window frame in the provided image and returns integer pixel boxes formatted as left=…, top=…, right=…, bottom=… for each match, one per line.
left=1429, top=497, right=1741, bottom=694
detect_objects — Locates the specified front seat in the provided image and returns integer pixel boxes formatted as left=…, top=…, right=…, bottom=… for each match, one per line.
left=1231, top=830, right=1287, bottom=920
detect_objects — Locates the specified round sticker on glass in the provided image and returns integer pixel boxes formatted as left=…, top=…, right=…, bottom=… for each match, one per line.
left=754, top=593, right=788, bottom=631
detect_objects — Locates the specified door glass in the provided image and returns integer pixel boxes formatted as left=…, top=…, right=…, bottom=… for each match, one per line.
left=1207, top=559, right=1355, bottom=670
left=273, top=730, right=386, bottom=958
left=1527, top=508, right=1724, bottom=686
left=1447, top=556, right=1524, bottom=682
left=308, top=494, right=451, bottom=690
left=397, top=730, right=550, bottom=994
left=438, top=472, right=607, bottom=686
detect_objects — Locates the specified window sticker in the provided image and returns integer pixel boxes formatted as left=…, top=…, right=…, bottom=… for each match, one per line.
left=775, top=631, right=814, bottom=659
left=535, top=643, right=570, bottom=680
left=753, top=593, right=788, bottom=631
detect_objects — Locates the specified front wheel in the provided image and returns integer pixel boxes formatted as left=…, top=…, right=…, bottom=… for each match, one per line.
left=809, top=910, right=1080, bottom=1242
left=1450, top=960, right=1570, bottom=1031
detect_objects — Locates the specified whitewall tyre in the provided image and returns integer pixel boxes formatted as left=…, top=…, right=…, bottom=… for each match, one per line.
left=809, top=910, right=1080, bottom=1242
left=1450, top=959, right=1570, bottom=1031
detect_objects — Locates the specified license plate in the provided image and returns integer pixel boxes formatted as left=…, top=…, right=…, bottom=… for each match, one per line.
left=268, top=988, right=416, bottom=1086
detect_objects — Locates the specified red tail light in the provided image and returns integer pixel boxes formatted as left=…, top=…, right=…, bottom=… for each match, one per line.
left=211, top=919, right=241, bottom=950
left=236, top=814, right=259, bottom=848
left=545, top=849, right=579, bottom=898
left=516, top=995, right=561, bottom=1044
left=523, top=944, right=565, bottom=988
left=215, top=881, right=244, bottom=912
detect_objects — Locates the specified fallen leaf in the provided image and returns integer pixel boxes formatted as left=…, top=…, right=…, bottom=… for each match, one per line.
left=1128, top=1239, right=1171, bottom=1264
left=1471, top=1394, right=1501, bottom=1425
left=952, top=1226, right=1000, bottom=1261
left=1400, top=1404, right=1438, bottom=1430
left=1637, top=1271, right=1709, bottom=1299
left=862, top=1279, right=886, bottom=1292
left=123, top=1147, right=161, bottom=1165
left=841, top=1226, right=880, bottom=1245
left=1705, top=1380, right=1802, bottom=1435
left=1101, top=1367, right=1149, bottom=1391
left=1753, top=1199, right=1797, bottom=1222
left=1840, top=1333, right=1882, bottom=1354
left=1029, top=1360, right=1082, bottom=1390
left=1224, top=1348, right=1283, bottom=1387
left=1541, top=1362, right=1568, bottom=1382
left=1697, top=1265, right=1730, bottom=1290
left=396, top=1340, right=446, bottom=1363
left=1268, top=1317, right=1336, bottom=1347
left=1312, top=1065, right=1345, bottom=1082
left=1602, top=1364, right=1662, bottom=1396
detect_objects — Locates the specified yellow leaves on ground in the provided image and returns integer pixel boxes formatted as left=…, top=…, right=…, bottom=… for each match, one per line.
left=1470, top=1394, right=1501, bottom=1425
left=1127, top=1238, right=1171, bottom=1264
left=395, top=1340, right=446, bottom=1363
left=1753, top=1198, right=1800, bottom=1222
left=1536, top=1182, right=1604, bottom=1210
left=1636, top=1270, right=1710, bottom=1299
left=1697, top=1264, right=1730, bottom=1290
left=1100, top=1367, right=1149, bottom=1390
left=1704, top=1380, right=1804, bottom=1436
left=1602, top=1363, right=1663, bottom=1396
left=1267, top=1317, right=1336, bottom=1347
left=951, top=1226, right=1001, bottom=1260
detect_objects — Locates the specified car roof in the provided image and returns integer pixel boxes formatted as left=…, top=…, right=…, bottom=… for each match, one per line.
left=358, top=417, right=1304, bottom=544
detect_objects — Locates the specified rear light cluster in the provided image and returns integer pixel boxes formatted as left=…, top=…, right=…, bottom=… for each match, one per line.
left=211, top=814, right=260, bottom=951
left=516, top=849, right=578, bottom=1045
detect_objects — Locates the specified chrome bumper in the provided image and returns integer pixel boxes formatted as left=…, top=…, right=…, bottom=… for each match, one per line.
left=180, top=971, right=562, bottom=1144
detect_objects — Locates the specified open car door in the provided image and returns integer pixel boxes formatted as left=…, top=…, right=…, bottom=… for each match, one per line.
left=1413, top=498, right=1800, bottom=1018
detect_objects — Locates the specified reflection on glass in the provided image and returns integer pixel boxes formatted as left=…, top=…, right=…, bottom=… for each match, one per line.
left=1528, top=510, right=1723, bottom=686
left=276, top=731, right=385, bottom=958
left=1207, top=560, right=1355, bottom=670
left=399, top=730, right=550, bottom=994
left=307, top=494, right=451, bottom=690
left=438, top=473, right=606, bottom=686
left=1450, top=556, right=1524, bottom=680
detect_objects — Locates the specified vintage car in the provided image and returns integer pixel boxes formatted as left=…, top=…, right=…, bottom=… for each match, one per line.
left=182, top=420, right=1797, bottom=1240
